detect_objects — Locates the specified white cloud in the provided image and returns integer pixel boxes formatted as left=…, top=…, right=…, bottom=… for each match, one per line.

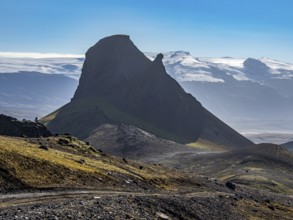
left=0, top=55, right=83, bottom=76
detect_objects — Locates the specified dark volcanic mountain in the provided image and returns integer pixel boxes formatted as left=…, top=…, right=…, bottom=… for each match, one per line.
left=41, top=35, right=252, bottom=149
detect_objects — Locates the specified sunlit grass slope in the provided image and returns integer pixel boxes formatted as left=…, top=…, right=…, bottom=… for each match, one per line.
left=0, top=135, right=190, bottom=191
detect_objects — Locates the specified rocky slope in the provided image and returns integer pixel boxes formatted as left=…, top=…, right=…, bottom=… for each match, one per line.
left=85, top=123, right=203, bottom=163
left=1, top=188, right=293, bottom=220
left=41, top=35, right=253, bottom=150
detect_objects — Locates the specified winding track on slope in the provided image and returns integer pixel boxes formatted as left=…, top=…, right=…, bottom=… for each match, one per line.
left=0, top=189, right=233, bottom=209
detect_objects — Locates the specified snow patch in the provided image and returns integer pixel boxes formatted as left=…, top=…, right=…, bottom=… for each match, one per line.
left=260, top=58, right=293, bottom=71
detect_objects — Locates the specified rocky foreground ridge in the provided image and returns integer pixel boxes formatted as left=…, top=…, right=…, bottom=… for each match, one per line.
left=0, top=114, right=51, bottom=137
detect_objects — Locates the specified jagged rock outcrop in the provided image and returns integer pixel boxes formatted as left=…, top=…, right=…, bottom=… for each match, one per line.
left=0, top=114, right=51, bottom=137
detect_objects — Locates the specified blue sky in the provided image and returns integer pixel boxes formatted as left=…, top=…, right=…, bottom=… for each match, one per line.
left=0, top=0, right=292, bottom=62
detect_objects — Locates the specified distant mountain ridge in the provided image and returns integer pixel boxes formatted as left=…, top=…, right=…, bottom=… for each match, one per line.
left=41, top=35, right=252, bottom=149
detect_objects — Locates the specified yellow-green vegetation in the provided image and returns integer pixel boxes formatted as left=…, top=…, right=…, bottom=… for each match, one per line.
left=187, top=138, right=228, bottom=152
left=40, top=109, right=59, bottom=125
left=0, top=135, right=187, bottom=191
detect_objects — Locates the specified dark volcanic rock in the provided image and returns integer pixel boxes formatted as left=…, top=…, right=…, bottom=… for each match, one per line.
left=74, top=35, right=151, bottom=99
left=225, top=181, right=236, bottom=190
left=42, top=35, right=252, bottom=148
left=0, top=114, right=51, bottom=137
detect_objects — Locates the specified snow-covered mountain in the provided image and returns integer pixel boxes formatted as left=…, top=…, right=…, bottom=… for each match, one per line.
left=146, top=51, right=293, bottom=93
left=1, top=52, right=293, bottom=141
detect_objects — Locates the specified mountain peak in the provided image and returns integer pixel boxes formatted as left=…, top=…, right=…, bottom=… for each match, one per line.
left=88, top=34, right=136, bottom=55
left=88, top=34, right=134, bottom=55
left=100, top=34, right=130, bottom=41
left=243, top=58, right=270, bottom=74
left=73, top=35, right=151, bottom=100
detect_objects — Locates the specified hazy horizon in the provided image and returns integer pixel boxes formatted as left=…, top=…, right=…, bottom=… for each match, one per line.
left=0, top=51, right=292, bottom=65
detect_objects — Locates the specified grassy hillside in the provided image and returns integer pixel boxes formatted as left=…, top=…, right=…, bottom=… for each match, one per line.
left=0, top=135, right=195, bottom=192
